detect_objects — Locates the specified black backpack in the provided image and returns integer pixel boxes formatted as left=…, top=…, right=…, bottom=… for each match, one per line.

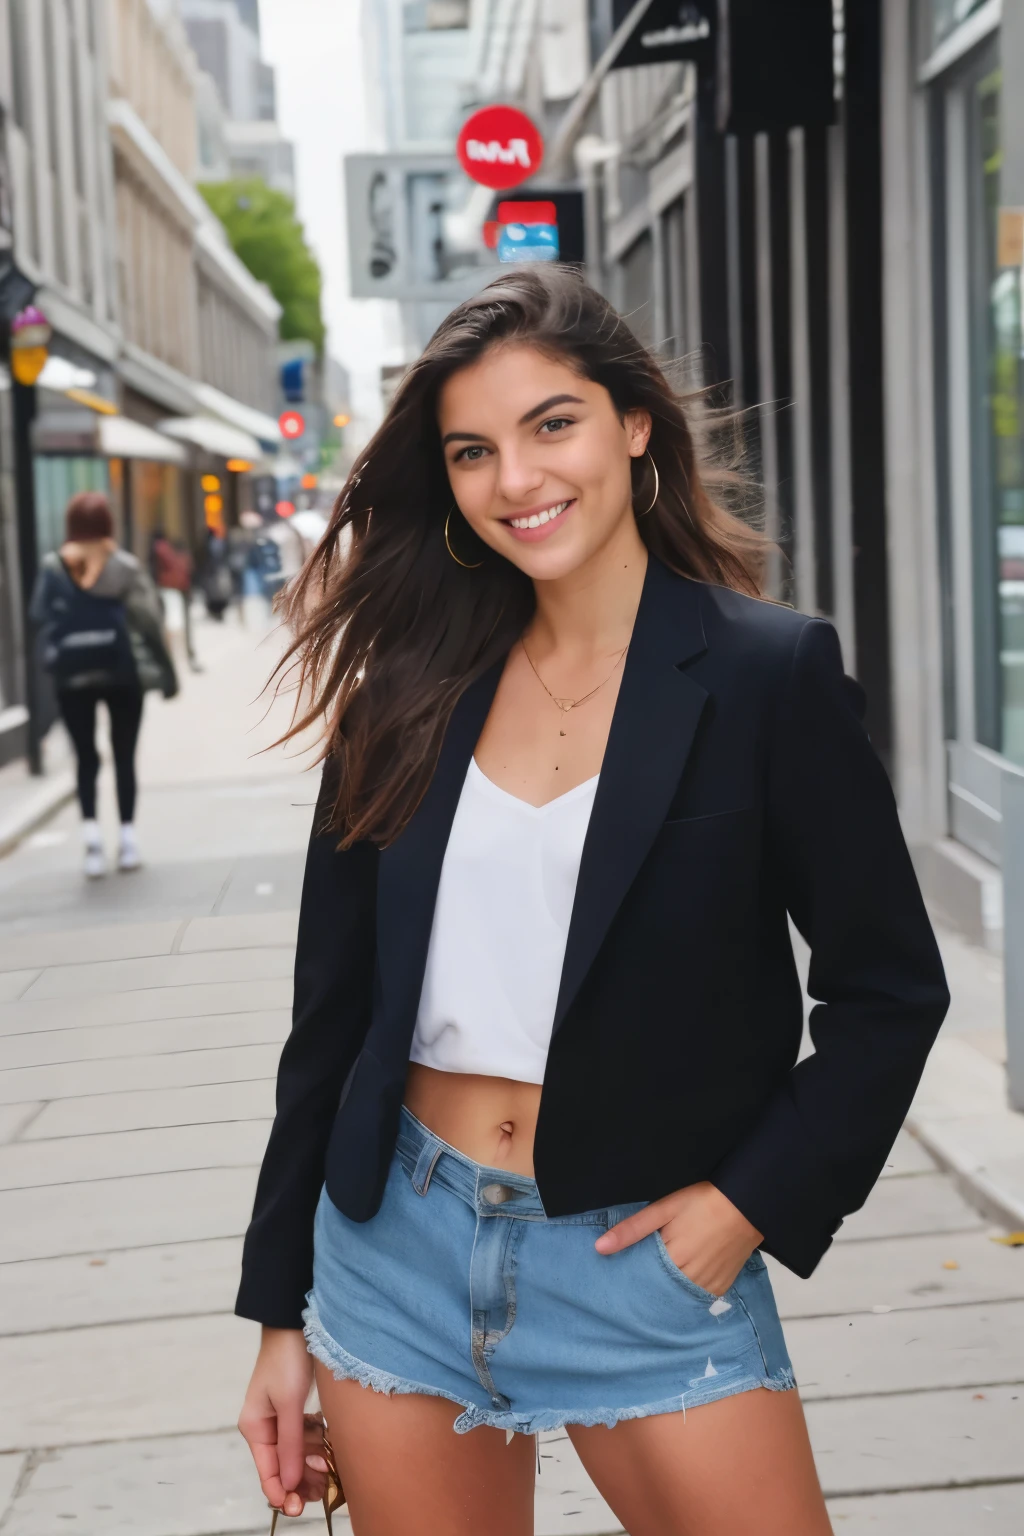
left=42, top=564, right=137, bottom=687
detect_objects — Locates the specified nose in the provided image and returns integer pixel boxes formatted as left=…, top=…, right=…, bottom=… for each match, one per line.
left=495, top=442, right=544, bottom=505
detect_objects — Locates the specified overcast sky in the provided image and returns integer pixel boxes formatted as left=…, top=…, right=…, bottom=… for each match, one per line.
left=259, top=0, right=395, bottom=424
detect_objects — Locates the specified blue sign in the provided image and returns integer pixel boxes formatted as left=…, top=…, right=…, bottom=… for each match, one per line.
left=497, top=222, right=559, bottom=263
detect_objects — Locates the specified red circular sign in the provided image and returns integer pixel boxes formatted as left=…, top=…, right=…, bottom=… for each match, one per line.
left=279, top=410, right=305, bottom=440
left=456, top=105, right=543, bottom=191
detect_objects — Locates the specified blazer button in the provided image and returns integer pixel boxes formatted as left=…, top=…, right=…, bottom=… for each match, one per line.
left=481, top=1182, right=511, bottom=1205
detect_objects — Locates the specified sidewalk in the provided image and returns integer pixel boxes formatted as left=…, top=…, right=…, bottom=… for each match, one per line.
left=0, top=612, right=1023, bottom=1533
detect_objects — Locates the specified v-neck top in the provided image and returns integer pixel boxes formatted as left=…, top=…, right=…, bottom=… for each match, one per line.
left=409, top=758, right=599, bottom=1084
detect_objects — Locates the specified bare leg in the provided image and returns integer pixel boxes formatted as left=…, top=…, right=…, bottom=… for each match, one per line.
left=314, top=1362, right=536, bottom=1536
left=567, top=1387, right=831, bottom=1536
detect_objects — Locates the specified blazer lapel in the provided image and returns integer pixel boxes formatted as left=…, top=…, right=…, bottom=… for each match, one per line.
left=553, top=561, right=709, bottom=1034
left=375, top=662, right=502, bottom=1050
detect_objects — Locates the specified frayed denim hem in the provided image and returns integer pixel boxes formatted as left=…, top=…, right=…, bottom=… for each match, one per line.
left=303, top=1301, right=796, bottom=1437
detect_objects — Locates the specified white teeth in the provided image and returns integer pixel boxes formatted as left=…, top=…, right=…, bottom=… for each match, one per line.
left=509, top=501, right=569, bottom=530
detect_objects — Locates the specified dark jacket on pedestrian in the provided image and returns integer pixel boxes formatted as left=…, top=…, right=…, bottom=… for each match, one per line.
left=32, top=549, right=178, bottom=698
left=236, top=558, right=950, bottom=1330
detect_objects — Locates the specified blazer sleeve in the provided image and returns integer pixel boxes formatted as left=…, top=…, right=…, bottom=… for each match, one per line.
left=710, top=618, right=950, bottom=1277
left=235, top=763, right=377, bottom=1327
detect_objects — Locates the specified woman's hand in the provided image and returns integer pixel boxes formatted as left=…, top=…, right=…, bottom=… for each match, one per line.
left=594, top=1181, right=764, bottom=1297
left=238, top=1327, right=327, bottom=1519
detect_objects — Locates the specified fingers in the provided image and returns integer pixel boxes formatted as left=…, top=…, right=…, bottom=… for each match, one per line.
left=246, top=1433, right=291, bottom=1514
left=275, top=1399, right=309, bottom=1500
left=239, top=1402, right=312, bottom=1516
left=594, top=1197, right=674, bottom=1254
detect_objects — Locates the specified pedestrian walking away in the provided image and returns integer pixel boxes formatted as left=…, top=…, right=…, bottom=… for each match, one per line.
left=236, top=267, right=950, bottom=1536
left=151, top=527, right=202, bottom=672
left=31, top=491, right=178, bottom=878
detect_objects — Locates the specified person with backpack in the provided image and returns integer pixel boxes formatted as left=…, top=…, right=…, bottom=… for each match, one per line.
left=31, top=491, right=178, bottom=878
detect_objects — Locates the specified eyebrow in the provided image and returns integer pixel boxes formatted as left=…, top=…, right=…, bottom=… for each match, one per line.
left=441, top=394, right=585, bottom=447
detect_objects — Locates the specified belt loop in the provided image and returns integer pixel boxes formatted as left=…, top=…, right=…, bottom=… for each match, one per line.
left=411, top=1137, right=443, bottom=1196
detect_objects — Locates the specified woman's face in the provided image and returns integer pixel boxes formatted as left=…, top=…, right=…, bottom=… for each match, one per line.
left=438, top=343, right=650, bottom=582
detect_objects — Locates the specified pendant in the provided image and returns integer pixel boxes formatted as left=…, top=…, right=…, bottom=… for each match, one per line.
left=554, top=699, right=574, bottom=713
left=559, top=729, right=566, bottom=737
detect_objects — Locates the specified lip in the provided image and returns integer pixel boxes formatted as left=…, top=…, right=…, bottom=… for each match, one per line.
left=501, top=498, right=575, bottom=543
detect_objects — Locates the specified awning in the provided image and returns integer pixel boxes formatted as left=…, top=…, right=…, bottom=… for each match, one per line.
left=192, top=382, right=282, bottom=447
left=98, top=416, right=188, bottom=465
left=157, top=415, right=263, bottom=461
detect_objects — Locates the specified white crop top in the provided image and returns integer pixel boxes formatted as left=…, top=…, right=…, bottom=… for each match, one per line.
left=410, top=758, right=598, bottom=1084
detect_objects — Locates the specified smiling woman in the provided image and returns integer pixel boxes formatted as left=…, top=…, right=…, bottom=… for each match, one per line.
left=235, top=266, right=947, bottom=1536
left=273, top=266, right=765, bottom=849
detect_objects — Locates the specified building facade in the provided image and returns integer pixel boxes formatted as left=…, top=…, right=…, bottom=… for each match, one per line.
left=0, top=0, right=282, bottom=770
left=881, top=0, right=1022, bottom=945
left=182, top=0, right=295, bottom=196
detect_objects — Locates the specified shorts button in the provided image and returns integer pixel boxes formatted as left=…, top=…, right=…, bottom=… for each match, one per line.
left=482, top=1182, right=511, bottom=1205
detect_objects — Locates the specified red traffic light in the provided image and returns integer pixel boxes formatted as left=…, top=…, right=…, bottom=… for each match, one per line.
left=279, top=410, right=305, bottom=440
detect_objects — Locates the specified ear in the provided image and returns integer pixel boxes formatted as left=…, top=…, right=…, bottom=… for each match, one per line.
left=624, top=409, right=652, bottom=458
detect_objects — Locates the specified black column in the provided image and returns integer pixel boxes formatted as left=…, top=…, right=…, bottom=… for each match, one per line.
left=695, top=78, right=731, bottom=393
left=844, top=0, right=892, bottom=765
left=11, top=376, right=41, bottom=774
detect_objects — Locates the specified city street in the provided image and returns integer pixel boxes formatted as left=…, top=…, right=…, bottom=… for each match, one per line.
left=1, top=617, right=1023, bottom=1535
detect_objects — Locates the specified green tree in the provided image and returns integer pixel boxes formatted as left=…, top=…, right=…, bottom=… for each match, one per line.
left=199, top=178, right=325, bottom=353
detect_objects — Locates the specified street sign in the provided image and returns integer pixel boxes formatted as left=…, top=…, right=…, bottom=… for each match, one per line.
left=279, top=410, right=305, bottom=440
left=456, top=105, right=543, bottom=191
left=610, top=1, right=716, bottom=72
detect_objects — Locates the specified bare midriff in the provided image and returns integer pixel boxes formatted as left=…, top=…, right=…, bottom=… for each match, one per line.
left=404, top=1063, right=542, bottom=1176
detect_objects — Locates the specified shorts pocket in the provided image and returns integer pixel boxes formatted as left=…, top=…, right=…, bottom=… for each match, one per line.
left=652, top=1230, right=730, bottom=1304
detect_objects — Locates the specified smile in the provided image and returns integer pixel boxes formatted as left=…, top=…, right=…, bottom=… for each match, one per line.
left=503, top=499, right=574, bottom=539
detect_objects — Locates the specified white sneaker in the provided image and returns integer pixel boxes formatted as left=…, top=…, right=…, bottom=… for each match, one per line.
left=84, top=843, right=106, bottom=878
left=118, top=824, right=141, bottom=872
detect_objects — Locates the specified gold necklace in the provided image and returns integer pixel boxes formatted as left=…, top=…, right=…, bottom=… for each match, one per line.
left=520, top=638, right=629, bottom=724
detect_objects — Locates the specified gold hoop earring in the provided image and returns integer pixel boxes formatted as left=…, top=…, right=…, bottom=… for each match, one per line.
left=445, top=507, right=484, bottom=569
left=636, top=450, right=659, bottom=517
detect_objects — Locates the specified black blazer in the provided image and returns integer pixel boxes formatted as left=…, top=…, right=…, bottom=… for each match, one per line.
left=237, top=557, right=949, bottom=1328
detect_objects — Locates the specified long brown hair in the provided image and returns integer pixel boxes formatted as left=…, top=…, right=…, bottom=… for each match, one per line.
left=279, top=265, right=766, bottom=846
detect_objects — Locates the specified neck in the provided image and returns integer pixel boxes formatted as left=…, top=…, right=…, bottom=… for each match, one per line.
left=528, top=513, right=648, bottom=655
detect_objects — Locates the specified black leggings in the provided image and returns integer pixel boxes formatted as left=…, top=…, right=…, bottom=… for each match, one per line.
left=58, top=686, right=144, bottom=823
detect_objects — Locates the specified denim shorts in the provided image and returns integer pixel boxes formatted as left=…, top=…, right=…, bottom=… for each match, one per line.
left=304, top=1106, right=795, bottom=1435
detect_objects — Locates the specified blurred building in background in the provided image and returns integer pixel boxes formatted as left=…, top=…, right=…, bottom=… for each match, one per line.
left=181, top=0, right=295, bottom=195
left=355, top=0, right=589, bottom=356
left=0, top=0, right=284, bottom=772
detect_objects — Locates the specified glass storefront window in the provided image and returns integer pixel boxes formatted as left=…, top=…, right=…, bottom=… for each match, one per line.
left=928, top=0, right=989, bottom=52
left=966, top=60, right=1024, bottom=764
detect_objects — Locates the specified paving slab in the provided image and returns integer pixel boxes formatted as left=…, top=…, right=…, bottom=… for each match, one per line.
left=0, top=970, right=39, bottom=1004
left=826, top=1479, right=1024, bottom=1532
left=0, top=1102, right=42, bottom=1144
left=0, top=1313, right=258, bottom=1450
left=806, top=1384, right=1024, bottom=1496
left=0, top=1009, right=289, bottom=1071
left=0, top=1237, right=244, bottom=1335
left=768, top=1231, right=1024, bottom=1318
left=0, top=1165, right=259, bottom=1262
left=0, top=1427, right=622, bottom=1536
left=180, top=911, right=299, bottom=953
left=835, top=1172, right=986, bottom=1242
left=21, top=946, right=293, bottom=1002
left=0, top=977, right=293, bottom=1036
left=911, top=1035, right=1007, bottom=1122
left=0, top=1041, right=281, bottom=1105
left=21, top=1076, right=275, bottom=1140
left=878, top=1129, right=937, bottom=1177
left=0, top=1118, right=271, bottom=1191
left=0, top=1450, right=27, bottom=1514
left=788, top=1298, right=1024, bottom=1399
left=0, top=921, right=181, bottom=974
